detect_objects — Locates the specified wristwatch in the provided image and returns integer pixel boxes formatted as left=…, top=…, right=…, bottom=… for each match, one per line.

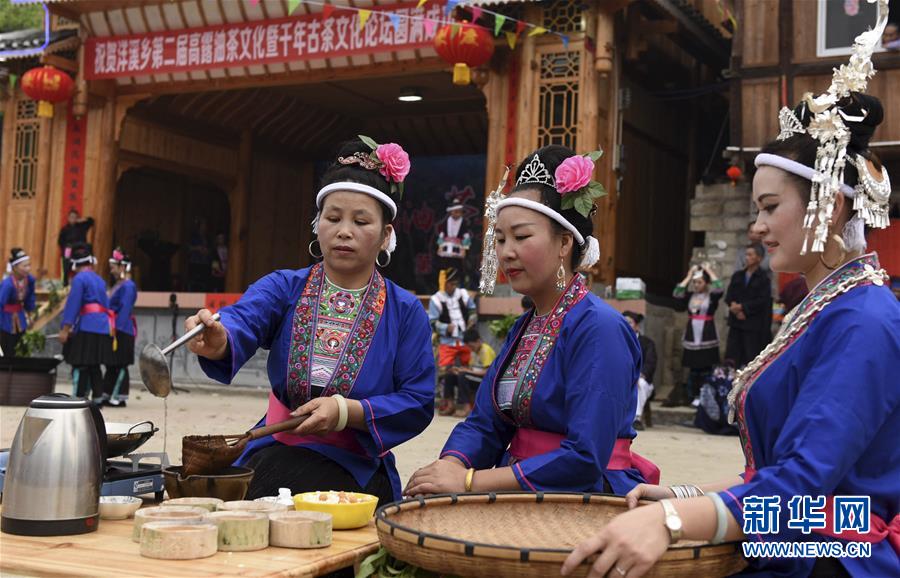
left=659, top=499, right=683, bottom=543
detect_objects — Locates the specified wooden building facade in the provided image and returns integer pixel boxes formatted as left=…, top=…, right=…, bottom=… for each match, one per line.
left=1, top=0, right=732, bottom=297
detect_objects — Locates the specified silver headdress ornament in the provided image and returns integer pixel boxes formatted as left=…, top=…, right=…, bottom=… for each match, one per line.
left=479, top=166, right=510, bottom=295
left=767, top=0, right=891, bottom=255
left=515, top=154, right=555, bottom=188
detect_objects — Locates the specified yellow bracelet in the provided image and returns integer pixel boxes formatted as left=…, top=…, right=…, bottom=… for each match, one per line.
left=464, top=468, right=475, bottom=492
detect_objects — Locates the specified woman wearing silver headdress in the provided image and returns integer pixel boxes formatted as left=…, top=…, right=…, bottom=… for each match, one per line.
left=406, top=145, right=658, bottom=497
left=564, top=3, right=898, bottom=576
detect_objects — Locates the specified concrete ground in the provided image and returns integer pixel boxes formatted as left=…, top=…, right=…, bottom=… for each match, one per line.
left=1, top=383, right=743, bottom=488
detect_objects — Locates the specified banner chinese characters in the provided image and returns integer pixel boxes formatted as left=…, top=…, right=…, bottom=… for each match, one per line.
left=85, top=2, right=445, bottom=80
left=61, top=104, right=87, bottom=224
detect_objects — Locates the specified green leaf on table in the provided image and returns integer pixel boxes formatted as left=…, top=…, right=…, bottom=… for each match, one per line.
left=356, top=548, right=388, bottom=578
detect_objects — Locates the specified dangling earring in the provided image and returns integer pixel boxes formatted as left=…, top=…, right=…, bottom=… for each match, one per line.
left=819, top=233, right=847, bottom=270
left=308, top=240, right=323, bottom=260
left=556, top=260, right=566, bottom=292
left=376, top=250, right=391, bottom=268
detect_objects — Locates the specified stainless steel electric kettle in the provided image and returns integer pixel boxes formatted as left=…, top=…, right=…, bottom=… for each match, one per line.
left=1, top=394, right=107, bottom=536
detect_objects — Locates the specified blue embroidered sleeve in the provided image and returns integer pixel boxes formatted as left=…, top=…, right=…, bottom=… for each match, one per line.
left=198, top=271, right=294, bottom=384
left=721, top=304, right=900, bottom=543
left=25, top=277, right=37, bottom=312
left=62, top=275, right=84, bottom=327
left=117, top=282, right=136, bottom=322
left=513, top=313, right=641, bottom=492
left=357, top=301, right=435, bottom=457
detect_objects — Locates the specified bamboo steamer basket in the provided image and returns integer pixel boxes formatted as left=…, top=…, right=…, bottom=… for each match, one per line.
left=376, top=493, right=747, bottom=578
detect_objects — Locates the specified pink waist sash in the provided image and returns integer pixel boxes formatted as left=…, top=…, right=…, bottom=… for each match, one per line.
left=509, top=428, right=660, bottom=485
left=745, top=467, right=899, bottom=554
left=266, top=392, right=367, bottom=456
left=689, top=314, right=714, bottom=321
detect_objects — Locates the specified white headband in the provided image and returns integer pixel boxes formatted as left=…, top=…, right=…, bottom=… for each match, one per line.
left=496, top=197, right=585, bottom=245
left=316, top=182, right=397, bottom=219
left=9, top=255, right=29, bottom=268
left=313, top=181, right=398, bottom=255
left=755, top=155, right=856, bottom=197
left=446, top=204, right=464, bottom=212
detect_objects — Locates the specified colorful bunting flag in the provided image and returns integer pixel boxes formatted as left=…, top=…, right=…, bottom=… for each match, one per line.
left=288, top=0, right=302, bottom=15
left=9, top=74, right=17, bottom=90
left=321, top=3, right=335, bottom=19
left=389, top=13, right=401, bottom=32
left=445, top=0, right=460, bottom=16
left=358, top=9, right=371, bottom=29
left=493, top=14, right=506, bottom=36
left=424, top=18, right=436, bottom=36
left=470, top=6, right=483, bottom=22
left=417, top=0, right=428, bottom=8
left=559, top=34, right=570, bottom=48
left=505, top=31, right=518, bottom=50
left=528, top=26, right=546, bottom=37
left=515, top=20, right=527, bottom=35
left=250, top=0, right=259, bottom=6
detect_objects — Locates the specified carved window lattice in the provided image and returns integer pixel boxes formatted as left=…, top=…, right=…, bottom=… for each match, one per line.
left=12, top=99, right=40, bottom=200
left=542, top=0, right=584, bottom=33
left=538, top=51, right=579, bottom=150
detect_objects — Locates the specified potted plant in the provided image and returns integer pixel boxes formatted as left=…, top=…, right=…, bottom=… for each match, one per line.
left=0, top=330, right=61, bottom=406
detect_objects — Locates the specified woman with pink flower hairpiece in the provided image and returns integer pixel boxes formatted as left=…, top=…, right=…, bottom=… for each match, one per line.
left=406, top=145, right=658, bottom=497
left=184, top=137, right=435, bottom=503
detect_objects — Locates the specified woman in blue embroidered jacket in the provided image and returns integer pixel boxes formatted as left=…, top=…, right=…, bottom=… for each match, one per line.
left=0, top=248, right=37, bottom=357
left=185, top=138, right=434, bottom=503
left=60, top=243, right=115, bottom=403
left=103, top=248, right=138, bottom=407
left=563, top=86, right=900, bottom=578
left=406, top=145, right=654, bottom=497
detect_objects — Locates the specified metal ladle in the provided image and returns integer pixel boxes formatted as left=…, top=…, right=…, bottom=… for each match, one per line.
left=138, top=312, right=221, bottom=398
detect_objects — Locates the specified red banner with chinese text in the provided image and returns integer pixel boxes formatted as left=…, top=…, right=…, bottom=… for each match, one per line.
left=84, top=1, right=444, bottom=80
left=61, top=104, right=87, bottom=228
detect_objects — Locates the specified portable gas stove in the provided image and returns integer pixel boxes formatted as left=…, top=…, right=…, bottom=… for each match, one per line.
left=102, top=452, right=169, bottom=500
left=1, top=450, right=169, bottom=501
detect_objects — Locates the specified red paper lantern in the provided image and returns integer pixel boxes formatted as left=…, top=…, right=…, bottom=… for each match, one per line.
left=726, top=165, right=742, bottom=186
left=433, top=23, right=495, bottom=85
left=21, top=66, right=74, bottom=118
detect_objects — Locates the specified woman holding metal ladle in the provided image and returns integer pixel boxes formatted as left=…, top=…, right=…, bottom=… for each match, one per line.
left=180, top=137, right=435, bottom=504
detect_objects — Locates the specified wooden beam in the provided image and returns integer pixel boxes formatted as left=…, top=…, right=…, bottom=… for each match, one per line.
left=226, top=129, right=252, bottom=292
left=117, top=149, right=234, bottom=191
left=115, top=57, right=448, bottom=96
left=40, top=54, right=78, bottom=74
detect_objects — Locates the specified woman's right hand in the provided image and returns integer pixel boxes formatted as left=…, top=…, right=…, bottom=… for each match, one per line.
left=625, top=484, right=675, bottom=509
left=185, top=308, right=228, bottom=360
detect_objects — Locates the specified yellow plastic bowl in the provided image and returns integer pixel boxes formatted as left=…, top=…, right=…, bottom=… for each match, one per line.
left=293, top=492, right=378, bottom=529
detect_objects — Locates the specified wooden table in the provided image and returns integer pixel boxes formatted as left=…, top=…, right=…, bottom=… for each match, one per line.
left=0, top=508, right=379, bottom=577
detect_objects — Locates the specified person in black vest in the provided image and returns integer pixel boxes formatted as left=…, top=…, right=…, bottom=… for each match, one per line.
left=428, top=267, right=477, bottom=416
left=666, top=263, right=724, bottom=408
left=623, top=311, right=657, bottom=430
left=57, top=209, right=94, bottom=287
left=435, top=198, right=472, bottom=287
left=725, top=243, right=773, bottom=368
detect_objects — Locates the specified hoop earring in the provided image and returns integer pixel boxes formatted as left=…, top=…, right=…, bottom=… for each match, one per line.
left=308, top=240, right=323, bottom=260
left=556, top=260, right=566, bottom=292
left=819, top=233, right=847, bottom=270
left=376, top=250, right=391, bottom=268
